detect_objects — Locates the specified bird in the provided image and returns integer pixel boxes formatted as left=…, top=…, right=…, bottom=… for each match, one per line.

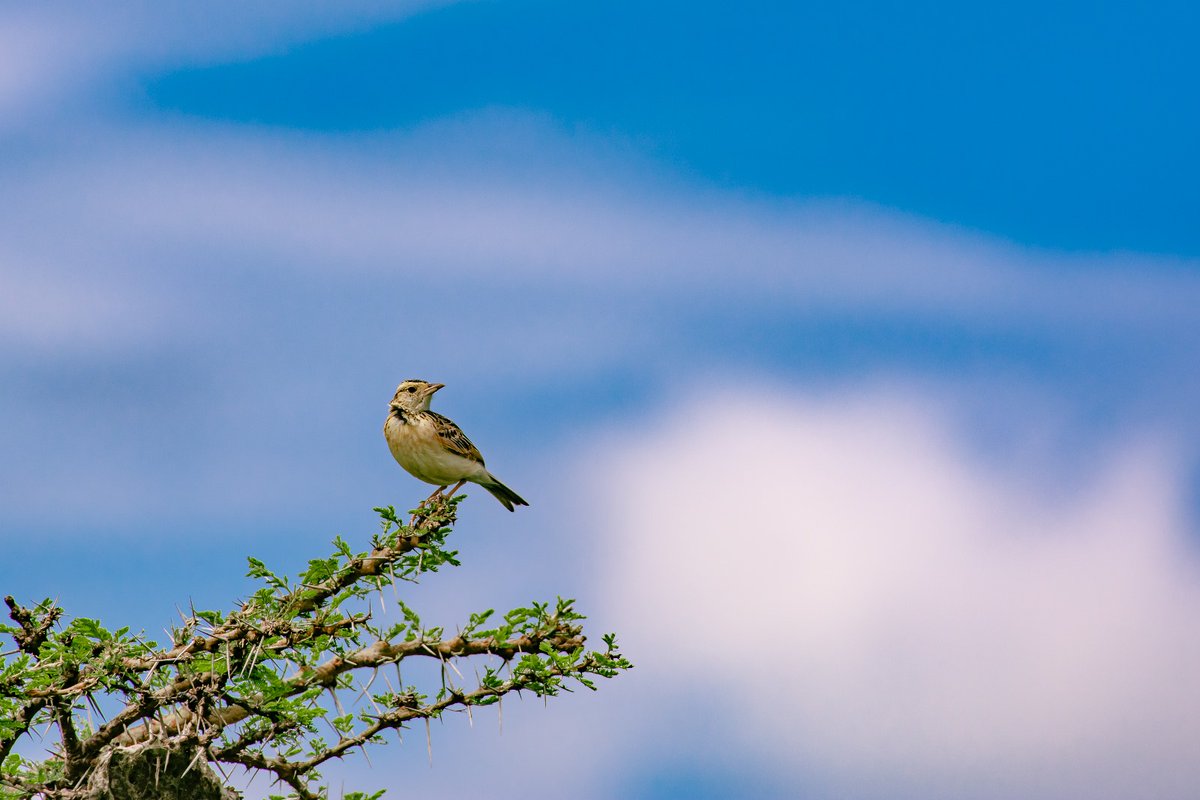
left=383, top=378, right=529, bottom=512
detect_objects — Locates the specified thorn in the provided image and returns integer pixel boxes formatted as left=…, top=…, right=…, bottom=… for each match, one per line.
left=425, top=717, right=433, bottom=767
left=355, top=668, right=379, bottom=703
left=180, top=747, right=205, bottom=778
left=358, top=678, right=383, bottom=716
left=210, top=759, right=233, bottom=783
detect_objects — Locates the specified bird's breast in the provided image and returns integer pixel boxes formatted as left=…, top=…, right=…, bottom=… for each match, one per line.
left=384, top=413, right=482, bottom=485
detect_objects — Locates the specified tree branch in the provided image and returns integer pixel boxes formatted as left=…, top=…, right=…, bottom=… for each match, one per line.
left=112, top=626, right=583, bottom=747
left=0, top=497, right=631, bottom=799
left=5, top=595, right=61, bottom=655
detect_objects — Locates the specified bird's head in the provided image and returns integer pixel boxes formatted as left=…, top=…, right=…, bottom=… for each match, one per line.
left=390, top=378, right=444, bottom=413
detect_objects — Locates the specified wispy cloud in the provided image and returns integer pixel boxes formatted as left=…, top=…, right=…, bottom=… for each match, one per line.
left=8, top=113, right=1200, bottom=326
left=0, top=258, right=169, bottom=354
left=0, top=11, right=93, bottom=122
left=2, top=111, right=1198, bottom=531
left=0, top=3, right=457, bottom=128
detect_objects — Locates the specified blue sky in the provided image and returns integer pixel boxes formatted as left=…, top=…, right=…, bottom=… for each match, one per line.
left=141, top=0, right=1200, bottom=254
left=2, top=3, right=1199, bottom=799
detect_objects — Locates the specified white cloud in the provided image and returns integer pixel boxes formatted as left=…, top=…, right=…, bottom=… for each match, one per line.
left=0, top=3, right=457, bottom=126
left=7, top=114, right=1200, bottom=338
left=0, top=259, right=169, bottom=354
left=586, top=382, right=1200, bottom=798
left=0, top=10, right=115, bottom=125
left=1, top=5, right=1197, bottom=365
left=2, top=110, right=1197, bottom=531
left=98, top=2, right=458, bottom=66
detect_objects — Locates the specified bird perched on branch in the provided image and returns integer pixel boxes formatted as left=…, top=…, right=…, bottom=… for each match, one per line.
left=383, top=379, right=529, bottom=512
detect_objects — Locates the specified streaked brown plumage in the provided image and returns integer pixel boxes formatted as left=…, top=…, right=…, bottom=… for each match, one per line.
left=383, top=379, right=529, bottom=512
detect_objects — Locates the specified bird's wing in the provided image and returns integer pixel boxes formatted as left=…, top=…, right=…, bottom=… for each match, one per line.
left=427, top=411, right=486, bottom=465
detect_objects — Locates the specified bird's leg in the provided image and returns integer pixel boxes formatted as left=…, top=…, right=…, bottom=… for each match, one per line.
left=445, top=479, right=467, bottom=498
left=425, top=485, right=447, bottom=504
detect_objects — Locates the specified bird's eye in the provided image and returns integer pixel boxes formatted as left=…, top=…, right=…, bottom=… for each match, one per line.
left=407, top=386, right=416, bottom=393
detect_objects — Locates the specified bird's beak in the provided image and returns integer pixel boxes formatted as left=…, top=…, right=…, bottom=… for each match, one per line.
left=424, top=383, right=445, bottom=396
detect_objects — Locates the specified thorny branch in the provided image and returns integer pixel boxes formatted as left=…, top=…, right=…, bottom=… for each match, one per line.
left=0, top=495, right=631, bottom=799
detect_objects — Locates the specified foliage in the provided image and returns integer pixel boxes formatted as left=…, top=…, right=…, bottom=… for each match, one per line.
left=0, top=495, right=630, bottom=799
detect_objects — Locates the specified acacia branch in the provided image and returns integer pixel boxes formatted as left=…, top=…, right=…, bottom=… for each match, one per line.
left=5, top=595, right=61, bottom=655
left=0, top=497, right=631, bottom=799
left=0, top=697, right=48, bottom=764
left=113, top=627, right=583, bottom=747
left=117, top=508, right=444, bottom=674
left=81, top=673, right=219, bottom=759
left=216, top=644, right=613, bottom=786
left=53, top=663, right=85, bottom=781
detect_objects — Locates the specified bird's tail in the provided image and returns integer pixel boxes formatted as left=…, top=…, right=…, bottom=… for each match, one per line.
left=479, top=473, right=529, bottom=512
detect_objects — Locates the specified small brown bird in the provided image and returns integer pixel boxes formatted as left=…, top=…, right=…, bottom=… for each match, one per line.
left=383, top=379, right=529, bottom=511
